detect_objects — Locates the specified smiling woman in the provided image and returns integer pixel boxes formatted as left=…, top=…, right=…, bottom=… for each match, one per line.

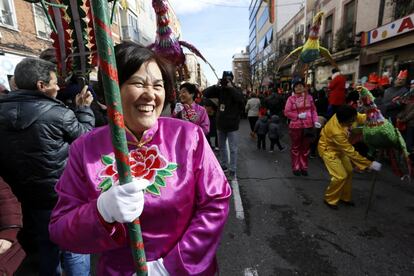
left=49, top=42, right=231, bottom=276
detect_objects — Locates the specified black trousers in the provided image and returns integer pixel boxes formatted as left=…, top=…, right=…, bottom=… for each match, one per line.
left=248, top=116, right=258, bottom=132
left=257, top=134, right=266, bottom=149
left=269, top=137, right=283, bottom=150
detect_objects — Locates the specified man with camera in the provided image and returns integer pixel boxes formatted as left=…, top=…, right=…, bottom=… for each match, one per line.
left=203, top=71, right=244, bottom=180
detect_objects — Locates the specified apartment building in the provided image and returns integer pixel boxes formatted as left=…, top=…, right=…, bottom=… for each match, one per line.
left=0, top=0, right=184, bottom=89
left=185, top=52, right=208, bottom=90
left=307, top=0, right=360, bottom=89
left=232, top=49, right=250, bottom=91
left=249, top=0, right=276, bottom=90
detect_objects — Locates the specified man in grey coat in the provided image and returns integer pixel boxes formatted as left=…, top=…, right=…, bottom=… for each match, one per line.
left=0, top=58, right=94, bottom=275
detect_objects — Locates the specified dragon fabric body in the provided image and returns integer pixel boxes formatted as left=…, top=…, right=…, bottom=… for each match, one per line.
left=358, top=86, right=412, bottom=179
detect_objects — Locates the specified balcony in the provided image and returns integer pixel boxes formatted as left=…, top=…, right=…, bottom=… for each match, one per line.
left=334, top=26, right=355, bottom=52
left=394, top=0, right=414, bottom=20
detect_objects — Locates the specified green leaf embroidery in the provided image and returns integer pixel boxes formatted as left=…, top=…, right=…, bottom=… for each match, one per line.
left=98, top=178, right=112, bottom=192
left=146, top=184, right=160, bottom=196
left=157, top=169, right=173, bottom=177
left=101, top=155, right=114, bottom=166
left=166, top=163, right=178, bottom=171
left=155, top=175, right=166, bottom=187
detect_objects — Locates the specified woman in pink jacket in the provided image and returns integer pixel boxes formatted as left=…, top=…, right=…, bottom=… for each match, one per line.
left=49, top=42, right=231, bottom=276
left=172, top=82, right=210, bottom=135
left=284, top=79, right=320, bottom=176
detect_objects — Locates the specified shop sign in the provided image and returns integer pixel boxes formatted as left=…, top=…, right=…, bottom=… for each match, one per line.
left=362, top=13, right=414, bottom=47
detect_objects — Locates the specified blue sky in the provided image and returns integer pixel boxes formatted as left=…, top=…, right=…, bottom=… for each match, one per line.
left=169, top=0, right=250, bottom=86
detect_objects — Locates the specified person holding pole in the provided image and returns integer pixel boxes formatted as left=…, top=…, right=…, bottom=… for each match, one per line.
left=49, top=42, right=231, bottom=275
left=318, top=105, right=382, bottom=209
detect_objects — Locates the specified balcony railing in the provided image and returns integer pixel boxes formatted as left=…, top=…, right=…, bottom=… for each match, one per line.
left=393, top=0, right=414, bottom=19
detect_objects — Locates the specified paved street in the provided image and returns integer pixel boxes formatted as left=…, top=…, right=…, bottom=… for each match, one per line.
left=15, top=118, right=414, bottom=276
left=218, top=119, right=414, bottom=276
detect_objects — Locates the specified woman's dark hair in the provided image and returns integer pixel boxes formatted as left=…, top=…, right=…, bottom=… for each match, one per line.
left=179, top=82, right=198, bottom=100
left=113, top=42, right=174, bottom=107
left=336, top=105, right=357, bottom=123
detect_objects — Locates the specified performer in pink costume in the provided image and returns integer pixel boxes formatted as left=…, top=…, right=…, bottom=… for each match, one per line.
left=49, top=42, right=231, bottom=276
left=172, top=82, right=210, bottom=135
left=284, top=79, right=320, bottom=176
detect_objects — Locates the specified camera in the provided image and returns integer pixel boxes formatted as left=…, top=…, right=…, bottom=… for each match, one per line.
left=220, top=71, right=234, bottom=87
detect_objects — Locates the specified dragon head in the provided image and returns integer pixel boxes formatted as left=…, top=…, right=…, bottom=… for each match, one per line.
left=313, top=11, right=324, bottom=25
left=357, top=86, right=375, bottom=106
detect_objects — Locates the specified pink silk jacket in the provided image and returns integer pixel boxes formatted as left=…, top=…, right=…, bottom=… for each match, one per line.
left=284, top=93, right=319, bottom=129
left=172, top=102, right=210, bottom=135
left=49, top=117, right=231, bottom=275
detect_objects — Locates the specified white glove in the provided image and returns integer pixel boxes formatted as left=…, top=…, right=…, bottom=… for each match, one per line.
left=173, top=103, right=184, bottom=114
left=369, top=161, right=382, bottom=171
left=314, top=122, right=322, bottom=128
left=298, top=112, right=307, bottom=119
left=97, top=179, right=150, bottom=223
left=148, top=258, right=169, bottom=276
left=133, top=258, right=169, bottom=276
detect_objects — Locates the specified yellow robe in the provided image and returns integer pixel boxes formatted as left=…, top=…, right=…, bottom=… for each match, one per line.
left=318, top=113, right=372, bottom=205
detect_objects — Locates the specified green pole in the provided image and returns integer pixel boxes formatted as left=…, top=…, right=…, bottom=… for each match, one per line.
left=90, top=0, right=147, bottom=274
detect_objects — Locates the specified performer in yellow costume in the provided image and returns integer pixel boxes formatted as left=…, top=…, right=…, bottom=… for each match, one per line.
left=318, top=105, right=382, bottom=209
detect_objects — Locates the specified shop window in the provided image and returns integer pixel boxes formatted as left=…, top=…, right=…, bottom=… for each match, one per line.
left=0, top=0, right=16, bottom=28
left=380, top=56, right=395, bottom=77
left=33, top=3, right=51, bottom=39
left=323, top=14, right=333, bottom=51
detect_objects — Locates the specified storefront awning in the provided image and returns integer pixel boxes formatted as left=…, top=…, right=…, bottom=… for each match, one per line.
left=365, top=32, right=414, bottom=55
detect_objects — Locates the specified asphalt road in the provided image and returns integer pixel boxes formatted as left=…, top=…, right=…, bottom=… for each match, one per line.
left=15, top=118, right=414, bottom=276
left=217, top=119, right=414, bottom=276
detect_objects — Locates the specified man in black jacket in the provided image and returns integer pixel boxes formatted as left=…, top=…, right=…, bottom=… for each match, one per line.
left=0, top=58, right=94, bottom=275
left=204, top=71, right=244, bottom=179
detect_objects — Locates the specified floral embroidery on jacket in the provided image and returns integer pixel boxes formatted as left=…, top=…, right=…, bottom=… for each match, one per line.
left=98, top=145, right=177, bottom=196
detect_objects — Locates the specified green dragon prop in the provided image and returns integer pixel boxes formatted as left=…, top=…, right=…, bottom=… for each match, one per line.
left=358, top=86, right=412, bottom=179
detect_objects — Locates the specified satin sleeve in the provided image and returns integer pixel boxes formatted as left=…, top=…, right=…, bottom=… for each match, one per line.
left=284, top=96, right=298, bottom=121
left=331, top=133, right=372, bottom=170
left=49, top=140, right=127, bottom=254
left=163, top=128, right=231, bottom=275
left=198, top=107, right=210, bottom=135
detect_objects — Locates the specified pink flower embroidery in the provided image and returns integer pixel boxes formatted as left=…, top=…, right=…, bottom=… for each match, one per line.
left=98, top=145, right=177, bottom=196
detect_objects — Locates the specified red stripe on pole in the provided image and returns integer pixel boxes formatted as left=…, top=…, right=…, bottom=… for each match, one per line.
left=107, top=106, right=125, bottom=128
left=114, top=149, right=129, bottom=167
left=133, top=219, right=141, bottom=225
left=94, top=16, right=112, bottom=36
left=99, top=57, right=119, bottom=83
left=135, top=242, right=145, bottom=250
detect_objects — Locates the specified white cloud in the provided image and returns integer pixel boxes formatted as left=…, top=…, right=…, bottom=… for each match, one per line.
left=169, top=0, right=250, bottom=15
